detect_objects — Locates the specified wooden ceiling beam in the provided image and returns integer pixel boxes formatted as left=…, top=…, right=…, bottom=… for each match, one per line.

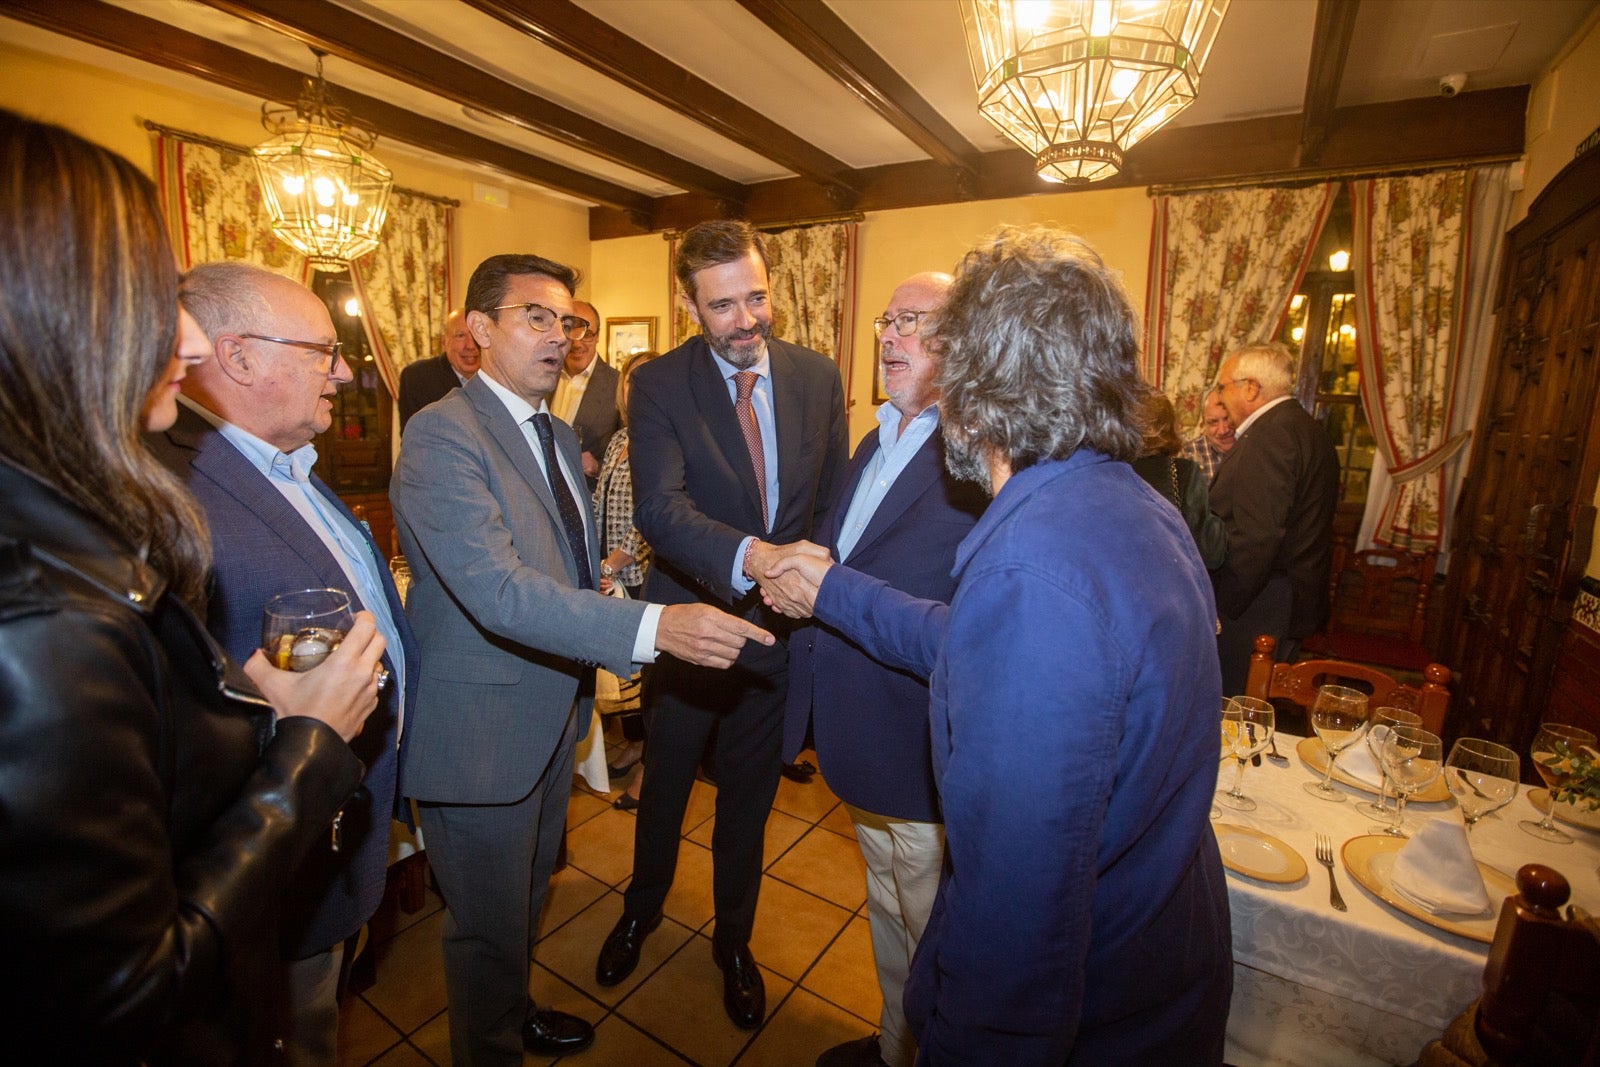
left=591, top=86, right=1528, bottom=238
left=736, top=0, right=979, bottom=183
left=0, top=0, right=657, bottom=216
left=1299, top=0, right=1363, bottom=165
left=464, top=0, right=859, bottom=204
left=198, top=0, right=746, bottom=202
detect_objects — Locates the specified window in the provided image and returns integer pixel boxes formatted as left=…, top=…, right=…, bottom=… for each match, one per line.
left=1275, top=188, right=1374, bottom=516
left=309, top=271, right=393, bottom=493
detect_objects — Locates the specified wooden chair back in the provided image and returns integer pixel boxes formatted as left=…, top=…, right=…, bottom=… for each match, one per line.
left=1419, top=864, right=1600, bottom=1066
left=1301, top=544, right=1439, bottom=670
left=1245, top=634, right=1451, bottom=736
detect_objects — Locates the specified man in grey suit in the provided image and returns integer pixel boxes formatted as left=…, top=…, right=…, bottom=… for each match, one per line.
left=549, top=298, right=621, bottom=490
left=391, top=253, right=772, bottom=1067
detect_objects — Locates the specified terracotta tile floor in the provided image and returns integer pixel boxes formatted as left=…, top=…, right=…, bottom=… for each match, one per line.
left=336, top=736, right=880, bottom=1066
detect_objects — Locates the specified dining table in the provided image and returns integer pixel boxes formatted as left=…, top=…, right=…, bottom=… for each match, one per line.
left=1215, top=731, right=1600, bottom=1067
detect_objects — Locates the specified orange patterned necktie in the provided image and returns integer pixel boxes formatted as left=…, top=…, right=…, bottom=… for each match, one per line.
left=733, top=370, right=768, bottom=530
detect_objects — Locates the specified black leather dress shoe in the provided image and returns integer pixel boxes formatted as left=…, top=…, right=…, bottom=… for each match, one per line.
left=595, top=911, right=662, bottom=986
left=780, top=759, right=817, bottom=783
left=712, top=942, right=766, bottom=1030
left=522, top=1007, right=594, bottom=1055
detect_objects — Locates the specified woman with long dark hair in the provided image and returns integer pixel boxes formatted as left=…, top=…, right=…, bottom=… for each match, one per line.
left=0, top=110, right=383, bottom=1065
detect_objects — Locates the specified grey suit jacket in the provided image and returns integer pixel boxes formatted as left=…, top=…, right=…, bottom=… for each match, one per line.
left=390, top=373, right=648, bottom=805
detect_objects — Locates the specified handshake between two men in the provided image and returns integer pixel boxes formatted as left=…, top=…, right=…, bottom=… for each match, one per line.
left=743, top=540, right=837, bottom=619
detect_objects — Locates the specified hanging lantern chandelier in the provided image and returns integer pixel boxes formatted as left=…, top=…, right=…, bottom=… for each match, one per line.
left=253, top=51, right=393, bottom=266
left=961, top=0, right=1230, bottom=185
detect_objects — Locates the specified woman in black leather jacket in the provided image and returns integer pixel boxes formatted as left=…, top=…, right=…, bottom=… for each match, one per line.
left=0, top=111, right=385, bottom=1064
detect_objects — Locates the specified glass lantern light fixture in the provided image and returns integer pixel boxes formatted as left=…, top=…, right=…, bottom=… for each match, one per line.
left=253, top=51, right=393, bottom=267
left=961, top=0, right=1230, bottom=184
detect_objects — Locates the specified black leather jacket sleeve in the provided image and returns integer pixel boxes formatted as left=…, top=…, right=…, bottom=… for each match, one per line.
left=0, top=595, right=362, bottom=1060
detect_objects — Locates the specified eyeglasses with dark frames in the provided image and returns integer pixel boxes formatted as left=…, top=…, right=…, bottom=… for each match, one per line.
left=872, top=311, right=935, bottom=338
left=490, top=303, right=594, bottom=340
left=239, top=333, right=344, bottom=367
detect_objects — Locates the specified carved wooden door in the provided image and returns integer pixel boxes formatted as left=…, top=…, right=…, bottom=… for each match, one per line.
left=1442, top=148, right=1600, bottom=758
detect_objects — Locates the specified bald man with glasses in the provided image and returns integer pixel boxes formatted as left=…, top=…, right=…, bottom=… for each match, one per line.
left=148, top=260, right=415, bottom=1067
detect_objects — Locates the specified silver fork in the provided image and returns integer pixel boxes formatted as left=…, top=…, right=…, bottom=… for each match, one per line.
left=1264, top=732, right=1289, bottom=765
left=1315, top=834, right=1348, bottom=912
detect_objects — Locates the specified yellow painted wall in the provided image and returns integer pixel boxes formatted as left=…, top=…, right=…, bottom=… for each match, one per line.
left=591, top=186, right=1152, bottom=443
left=0, top=41, right=592, bottom=332
left=1509, top=9, right=1600, bottom=577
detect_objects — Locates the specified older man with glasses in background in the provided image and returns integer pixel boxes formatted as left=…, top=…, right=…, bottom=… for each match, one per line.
left=1207, top=341, right=1340, bottom=694
left=548, top=297, right=620, bottom=490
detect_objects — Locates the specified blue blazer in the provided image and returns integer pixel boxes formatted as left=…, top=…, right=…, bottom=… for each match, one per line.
left=784, top=427, right=984, bottom=821
left=149, top=405, right=417, bottom=958
left=813, top=451, right=1231, bottom=1065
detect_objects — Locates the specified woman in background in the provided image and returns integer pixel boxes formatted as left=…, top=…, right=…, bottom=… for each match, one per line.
left=1131, top=391, right=1229, bottom=570
left=593, top=348, right=660, bottom=809
left=0, top=109, right=382, bottom=1065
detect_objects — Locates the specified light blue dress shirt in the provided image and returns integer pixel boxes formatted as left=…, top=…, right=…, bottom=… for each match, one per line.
left=181, top=397, right=407, bottom=730
left=835, top=402, right=940, bottom=563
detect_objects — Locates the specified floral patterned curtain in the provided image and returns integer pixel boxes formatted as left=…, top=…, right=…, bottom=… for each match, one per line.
left=1350, top=170, right=1476, bottom=550
left=154, top=133, right=307, bottom=278
left=1145, top=185, right=1335, bottom=429
left=348, top=191, right=453, bottom=398
left=669, top=221, right=859, bottom=385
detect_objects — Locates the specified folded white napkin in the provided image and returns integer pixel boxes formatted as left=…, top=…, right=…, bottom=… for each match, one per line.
left=1338, top=726, right=1387, bottom=788
left=1390, top=821, right=1490, bottom=916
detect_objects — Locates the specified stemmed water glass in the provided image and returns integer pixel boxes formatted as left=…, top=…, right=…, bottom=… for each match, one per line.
left=1380, top=725, right=1443, bottom=837
left=1303, top=684, right=1370, bottom=803
left=1445, top=738, right=1520, bottom=836
left=1356, top=707, right=1424, bottom=821
left=1520, top=723, right=1598, bottom=844
left=1218, top=696, right=1275, bottom=811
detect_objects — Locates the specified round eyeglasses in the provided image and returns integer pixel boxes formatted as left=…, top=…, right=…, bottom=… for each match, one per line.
left=872, top=311, right=934, bottom=338
left=490, top=303, right=593, bottom=340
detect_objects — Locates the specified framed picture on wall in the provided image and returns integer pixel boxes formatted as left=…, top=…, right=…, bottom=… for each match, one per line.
left=605, top=316, right=657, bottom=364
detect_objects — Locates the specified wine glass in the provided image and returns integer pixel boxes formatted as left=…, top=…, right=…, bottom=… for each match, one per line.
left=1380, top=725, right=1443, bottom=837
left=1520, top=723, right=1598, bottom=844
left=1218, top=697, right=1275, bottom=811
left=1445, top=738, right=1519, bottom=836
left=1356, top=707, right=1424, bottom=820
left=388, top=556, right=412, bottom=606
left=262, top=588, right=357, bottom=671
left=1302, top=684, right=1370, bottom=802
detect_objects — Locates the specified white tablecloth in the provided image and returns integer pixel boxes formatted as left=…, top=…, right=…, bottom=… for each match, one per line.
left=1219, top=733, right=1600, bottom=1067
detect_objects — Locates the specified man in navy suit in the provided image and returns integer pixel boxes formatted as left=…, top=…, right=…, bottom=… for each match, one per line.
left=148, top=261, right=417, bottom=1067
left=549, top=298, right=621, bottom=490
left=595, top=220, right=849, bottom=1029
left=787, top=272, right=985, bottom=1067
left=1209, top=341, right=1340, bottom=694
left=397, top=308, right=478, bottom=433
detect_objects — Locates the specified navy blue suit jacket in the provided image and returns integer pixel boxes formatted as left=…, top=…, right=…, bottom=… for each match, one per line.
left=149, top=405, right=417, bottom=957
left=784, top=426, right=984, bottom=821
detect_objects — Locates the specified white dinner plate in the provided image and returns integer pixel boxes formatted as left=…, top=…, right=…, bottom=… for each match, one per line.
left=1340, top=834, right=1514, bottom=943
left=1527, top=788, right=1600, bottom=832
left=1213, top=824, right=1307, bottom=883
left=1297, top=737, right=1452, bottom=803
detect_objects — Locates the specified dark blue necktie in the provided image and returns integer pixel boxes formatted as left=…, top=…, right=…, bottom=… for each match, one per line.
left=531, top=413, right=593, bottom=590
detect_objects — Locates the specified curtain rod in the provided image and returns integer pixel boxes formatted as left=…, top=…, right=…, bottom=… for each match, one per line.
left=661, top=211, right=865, bottom=239
left=1146, top=154, right=1520, bottom=196
left=142, top=119, right=462, bottom=207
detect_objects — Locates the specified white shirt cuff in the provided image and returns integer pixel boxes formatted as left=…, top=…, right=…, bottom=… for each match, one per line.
left=633, top=602, right=664, bottom=664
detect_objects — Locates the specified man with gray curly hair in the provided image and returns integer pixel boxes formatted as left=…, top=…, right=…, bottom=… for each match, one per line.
left=764, top=226, right=1232, bottom=1064
left=1209, top=341, right=1340, bottom=693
